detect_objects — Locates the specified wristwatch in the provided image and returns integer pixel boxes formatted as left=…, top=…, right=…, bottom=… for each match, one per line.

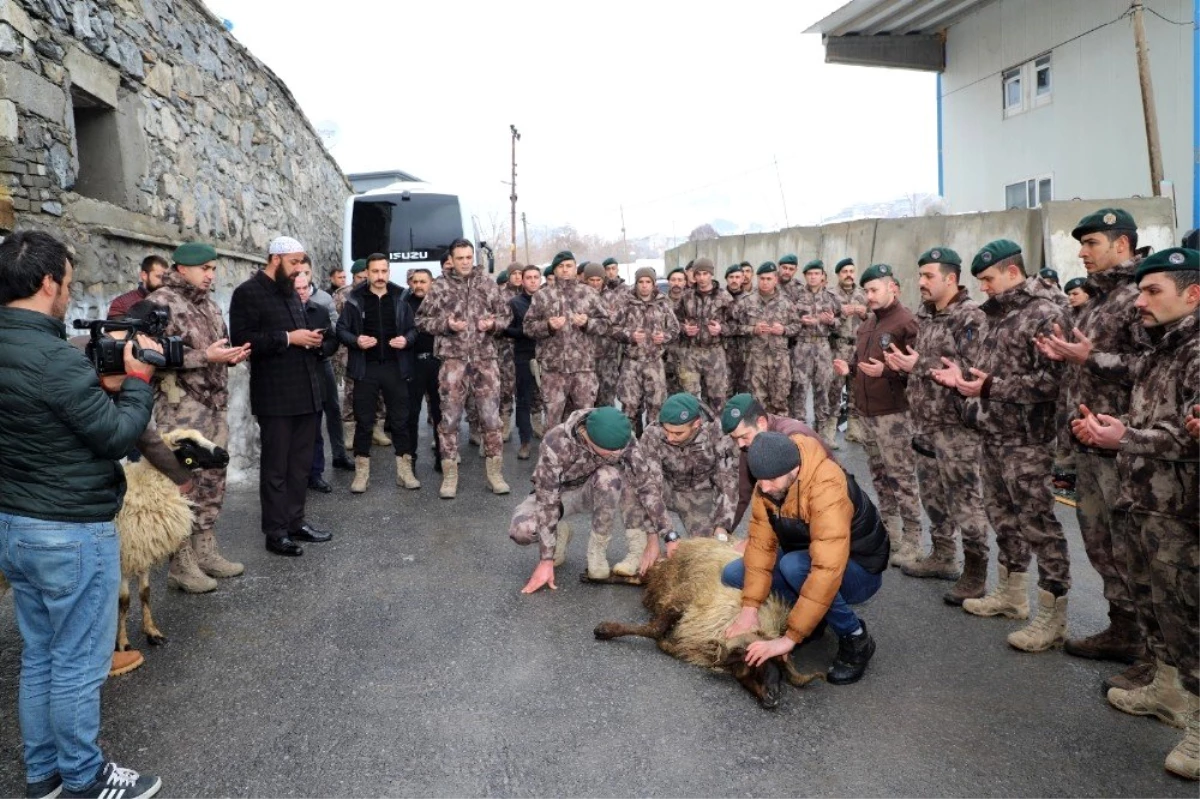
left=662, top=530, right=681, bottom=544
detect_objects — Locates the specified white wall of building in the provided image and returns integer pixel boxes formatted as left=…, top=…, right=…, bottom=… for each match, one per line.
left=941, top=0, right=1193, bottom=235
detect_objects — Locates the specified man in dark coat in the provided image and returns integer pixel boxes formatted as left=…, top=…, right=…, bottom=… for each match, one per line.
left=229, top=235, right=331, bottom=556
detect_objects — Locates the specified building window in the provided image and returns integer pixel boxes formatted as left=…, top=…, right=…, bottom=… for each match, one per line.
left=1002, top=68, right=1023, bottom=115
left=1005, top=176, right=1053, bottom=209
left=71, top=87, right=123, bottom=205
left=1002, top=53, right=1052, bottom=116
left=1034, top=54, right=1052, bottom=106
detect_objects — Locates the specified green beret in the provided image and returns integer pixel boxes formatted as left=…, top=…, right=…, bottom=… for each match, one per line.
left=692, top=257, right=715, bottom=274
left=583, top=263, right=605, bottom=279
left=739, top=261, right=752, bottom=268
left=970, top=239, right=1022, bottom=276
left=172, top=242, right=218, bottom=266
left=668, top=267, right=685, bottom=278
left=725, top=264, right=741, bottom=278
left=496, top=271, right=508, bottom=285
left=859, top=263, right=895, bottom=287
left=778, top=253, right=798, bottom=266
left=835, top=258, right=854, bottom=272
left=551, top=250, right=576, bottom=268
left=659, top=393, right=701, bottom=426
left=1038, top=268, right=1059, bottom=282
left=585, top=407, right=632, bottom=450
left=917, top=247, right=961, bottom=267
left=1064, top=277, right=1088, bottom=293
left=602, top=257, right=618, bottom=267
left=721, top=393, right=755, bottom=434
left=543, top=264, right=555, bottom=278
left=350, top=258, right=368, bottom=275
left=1072, top=208, right=1137, bottom=241
left=1135, top=247, right=1199, bottom=281
left=757, top=261, right=778, bottom=276
left=803, top=259, right=825, bottom=273
left=634, top=266, right=657, bottom=282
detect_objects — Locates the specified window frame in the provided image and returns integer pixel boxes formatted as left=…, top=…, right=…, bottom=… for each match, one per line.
left=1004, top=174, right=1054, bottom=210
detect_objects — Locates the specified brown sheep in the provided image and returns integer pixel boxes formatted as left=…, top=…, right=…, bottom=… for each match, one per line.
left=594, top=537, right=823, bottom=708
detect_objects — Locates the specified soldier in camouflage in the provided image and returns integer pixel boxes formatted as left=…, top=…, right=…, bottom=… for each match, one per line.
left=831, top=259, right=869, bottom=442
left=523, top=251, right=610, bottom=427
left=663, top=268, right=687, bottom=395
left=611, top=266, right=680, bottom=433
left=674, top=257, right=733, bottom=413
left=1071, top=247, right=1199, bottom=781
left=509, top=407, right=674, bottom=592
left=734, top=262, right=798, bottom=415
left=883, top=247, right=991, bottom=602
left=494, top=268, right=521, bottom=443
left=776, top=253, right=803, bottom=303
left=146, top=242, right=251, bottom=593
left=415, top=238, right=513, bottom=499
left=582, top=263, right=623, bottom=408
left=791, top=260, right=843, bottom=447
left=723, top=264, right=750, bottom=395
left=932, top=240, right=1072, bottom=654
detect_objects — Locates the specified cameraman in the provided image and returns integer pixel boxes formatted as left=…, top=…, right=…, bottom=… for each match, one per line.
left=145, top=242, right=250, bottom=593
left=0, top=231, right=163, bottom=799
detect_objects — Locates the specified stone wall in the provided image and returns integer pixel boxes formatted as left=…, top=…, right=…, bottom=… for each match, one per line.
left=0, top=0, right=352, bottom=479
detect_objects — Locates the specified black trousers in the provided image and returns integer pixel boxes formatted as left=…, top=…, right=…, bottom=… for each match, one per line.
left=406, top=353, right=443, bottom=461
left=311, top=359, right=345, bottom=478
left=353, top=360, right=410, bottom=457
left=515, top=355, right=535, bottom=444
left=258, top=412, right=320, bottom=540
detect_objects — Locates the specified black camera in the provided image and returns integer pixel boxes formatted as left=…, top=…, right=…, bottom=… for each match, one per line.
left=73, top=307, right=185, bottom=375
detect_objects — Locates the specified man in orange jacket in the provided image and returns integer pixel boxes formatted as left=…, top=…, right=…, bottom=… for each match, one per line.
left=722, top=431, right=888, bottom=684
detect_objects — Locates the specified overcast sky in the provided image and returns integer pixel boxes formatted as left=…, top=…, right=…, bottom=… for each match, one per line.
left=212, top=1, right=939, bottom=241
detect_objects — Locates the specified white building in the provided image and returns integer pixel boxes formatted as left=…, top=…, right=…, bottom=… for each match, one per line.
left=807, top=0, right=1196, bottom=236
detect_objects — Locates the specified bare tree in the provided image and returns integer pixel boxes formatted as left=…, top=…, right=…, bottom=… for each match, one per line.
left=688, top=223, right=719, bottom=242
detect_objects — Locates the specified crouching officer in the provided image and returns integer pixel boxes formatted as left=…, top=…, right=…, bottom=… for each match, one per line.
left=722, top=431, right=888, bottom=684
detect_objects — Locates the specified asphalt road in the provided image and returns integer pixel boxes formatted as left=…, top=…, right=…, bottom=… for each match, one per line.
left=1, top=421, right=1195, bottom=797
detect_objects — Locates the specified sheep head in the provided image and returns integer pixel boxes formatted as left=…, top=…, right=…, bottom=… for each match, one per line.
left=161, top=428, right=229, bottom=471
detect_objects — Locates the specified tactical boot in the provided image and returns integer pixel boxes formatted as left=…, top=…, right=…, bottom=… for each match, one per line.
left=469, top=428, right=482, bottom=448
left=827, top=621, right=876, bottom=685
left=372, top=421, right=392, bottom=447
left=396, top=455, right=420, bottom=490
left=943, top=550, right=988, bottom=605
left=517, top=441, right=532, bottom=460
left=612, top=528, right=647, bottom=577
left=343, top=421, right=355, bottom=455
left=1165, top=706, right=1200, bottom=781
left=350, top=456, right=371, bottom=494
left=586, top=531, right=612, bottom=581
left=886, top=517, right=904, bottom=568
left=1107, top=662, right=1196, bottom=728
left=1106, top=660, right=1156, bottom=693
left=502, top=417, right=513, bottom=442
left=893, top=523, right=922, bottom=570
left=439, top=458, right=459, bottom=499
left=192, top=529, right=244, bottom=578
left=1065, top=608, right=1142, bottom=663
left=167, top=540, right=218, bottom=594
left=902, top=538, right=960, bottom=580
left=532, top=412, right=545, bottom=439
left=485, top=456, right=511, bottom=495
left=845, top=414, right=865, bottom=444
left=1007, top=589, right=1068, bottom=652
left=820, top=418, right=840, bottom=450
left=553, top=522, right=572, bottom=567
left=962, top=566, right=1030, bottom=619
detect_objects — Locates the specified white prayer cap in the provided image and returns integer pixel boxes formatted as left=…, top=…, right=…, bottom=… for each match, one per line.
left=268, top=236, right=306, bottom=255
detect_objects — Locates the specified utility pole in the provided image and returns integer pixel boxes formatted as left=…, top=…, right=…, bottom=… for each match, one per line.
left=1130, top=1, right=1164, bottom=195
left=521, top=211, right=530, bottom=264
left=509, top=125, right=520, bottom=264
left=774, top=156, right=790, bottom=228
left=620, top=205, right=628, bottom=259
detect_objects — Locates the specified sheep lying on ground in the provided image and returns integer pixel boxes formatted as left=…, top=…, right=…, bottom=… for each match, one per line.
left=116, top=428, right=227, bottom=651
left=594, top=537, right=823, bottom=708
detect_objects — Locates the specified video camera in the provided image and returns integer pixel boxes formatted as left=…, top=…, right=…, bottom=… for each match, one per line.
left=73, top=306, right=185, bottom=375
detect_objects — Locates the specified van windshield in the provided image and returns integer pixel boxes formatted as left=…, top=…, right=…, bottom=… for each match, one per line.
left=350, top=193, right=462, bottom=265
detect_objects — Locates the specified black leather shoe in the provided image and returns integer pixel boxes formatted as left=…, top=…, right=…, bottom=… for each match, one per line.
left=331, top=456, right=355, bottom=472
left=308, top=476, right=333, bottom=493
left=266, top=536, right=304, bottom=556
left=290, top=523, right=332, bottom=543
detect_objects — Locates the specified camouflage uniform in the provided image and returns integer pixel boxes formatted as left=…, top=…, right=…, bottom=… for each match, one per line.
left=415, top=268, right=513, bottom=460
left=523, top=278, right=610, bottom=428
left=595, top=282, right=628, bottom=407
left=722, top=287, right=749, bottom=395
left=611, top=290, right=680, bottom=429
left=832, top=284, right=869, bottom=426
left=664, top=286, right=685, bottom=395
left=1113, top=312, right=1198, bottom=695
left=630, top=408, right=739, bottom=537
left=674, top=284, right=733, bottom=413
left=146, top=271, right=231, bottom=536
left=734, top=288, right=798, bottom=415
left=962, top=277, right=1071, bottom=596
left=508, top=409, right=673, bottom=560
left=790, top=286, right=842, bottom=427
left=907, top=288, right=991, bottom=559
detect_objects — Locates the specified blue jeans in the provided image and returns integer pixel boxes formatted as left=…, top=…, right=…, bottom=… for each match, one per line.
left=722, top=549, right=882, bottom=637
left=0, top=513, right=119, bottom=790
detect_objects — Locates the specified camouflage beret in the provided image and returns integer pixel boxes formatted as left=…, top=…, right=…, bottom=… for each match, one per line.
left=803, top=259, right=825, bottom=273
left=970, top=239, right=1023, bottom=277
left=634, top=266, right=657, bottom=282
left=757, top=261, right=778, bottom=276
left=859, top=263, right=895, bottom=287
left=834, top=258, right=855, bottom=272
left=583, top=263, right=605, bottom=279
left=602, top=257, right=618, bottom=267
left=1135, top=247, right=1199, bottom=281
left=917, top=247, right=961, bottom=267
left=778, top=253, right=798, bottom=266
left=172, top=242, right=218, bottom=266
left=659, top=392, right=701, bottom=426
left=1064, top=277, right=1088, bottom=293
left=1038, top=268, right=1059, bottom=282
left=350, top=258, right=368, bottom=275
left=1071, top=208, right=1137, bottom=241
left=692, top=257, right=715, bottom=274
left=725, top=264, right=741, bottom=278
left=551, top=250, right=576, bottom=268
left=585, top=407, right=632, bottom=450
left=721, top=393, right=755, bottom=434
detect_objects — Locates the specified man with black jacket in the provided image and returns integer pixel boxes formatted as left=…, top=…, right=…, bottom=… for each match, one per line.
left=505, top=264, right=542, bottom=459
left=229, top=235, right=332, bottom=557
left=403, top=268, right=443, bottom=474
left=336, top=252, right=418, bottom=492
left=296, top=271, right=341, bottom=493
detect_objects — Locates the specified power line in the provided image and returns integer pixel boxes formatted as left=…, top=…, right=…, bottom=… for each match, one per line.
left=1144, top=6, right=1192, bottom=25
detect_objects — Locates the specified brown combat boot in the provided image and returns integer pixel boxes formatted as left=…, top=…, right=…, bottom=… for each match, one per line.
left=1106, top=660, right=1156, bottom=694
left=893, top=523, right=921, bottom=570
left=943, top=550, right=988, bottom=605
left=1007, top=589, right=1068, bottom=652
left=886, top=516, right=904, bottom=568
left=485, top=456, right=510, bottom=495
left=350, top=456, right=371, bottom=494
left=439, top=458, right=459, bottom=499
left=396, top=454, right=420, bottom=490
left=902, top=538, right=960, bottom=580
left=1166, top=706, right=1200, bottom=781
left=1108, top=662, right=1196, bottom=728
left=192, top=529, right=244, bottom=578
left=167, top=540, right=218, bottom=594
left=1065, top=608, right=1142, bottom=663
left=962, top=566, right=1030, bottom=619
